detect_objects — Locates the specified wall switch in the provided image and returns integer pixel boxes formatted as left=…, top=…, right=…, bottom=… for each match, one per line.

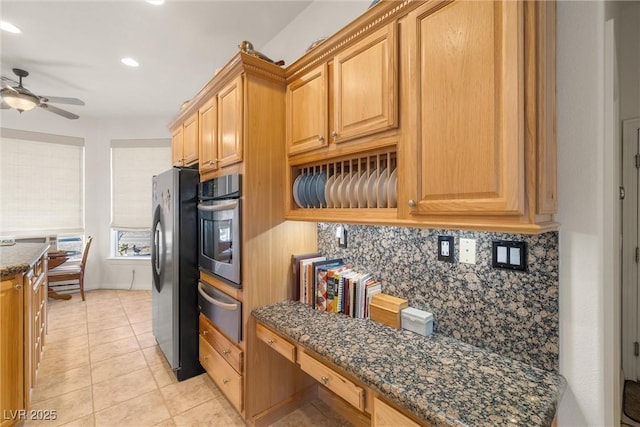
left=438, top=236, right=454, bottom=262
left=459, top=238, right=476, bottom=264
left=492, top=240, right=527, bottom=271
left=336, top=226, right=347, bottom=248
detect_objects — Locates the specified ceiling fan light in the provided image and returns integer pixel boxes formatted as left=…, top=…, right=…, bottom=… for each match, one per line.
left=121, top=57, right=139, bottom=67
left=0, top=21, right=22, bottom=34
left=146, top=0, right=164, bottom=5
left=1, top=91, right=37, bottom=111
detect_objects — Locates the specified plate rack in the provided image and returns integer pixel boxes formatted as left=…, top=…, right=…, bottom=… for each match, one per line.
left=291, top=149, right=397, bottom=209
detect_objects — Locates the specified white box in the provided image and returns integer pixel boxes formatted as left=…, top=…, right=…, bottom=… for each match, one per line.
left=401, top=307, right=434, bottom=336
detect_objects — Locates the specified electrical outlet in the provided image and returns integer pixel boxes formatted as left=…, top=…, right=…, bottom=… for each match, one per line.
left=459, top=238, right=476, bottom=264
left=438, top=236, right=454, bottom=262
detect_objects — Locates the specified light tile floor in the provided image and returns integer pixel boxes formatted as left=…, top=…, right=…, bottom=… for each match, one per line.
left=21, top=289, right=351, bottom=427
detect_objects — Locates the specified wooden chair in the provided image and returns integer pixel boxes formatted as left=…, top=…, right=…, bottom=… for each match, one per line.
left=48, top=236, right=93, bottom=301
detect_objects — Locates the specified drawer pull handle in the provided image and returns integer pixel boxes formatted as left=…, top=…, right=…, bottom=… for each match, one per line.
left=267, top=339, right=275, bottom=346
left=222, top=349, right=230, bottom=356
left=222, top=378, right=230, bottom=385
left=321, top=376, right=329, bottom=385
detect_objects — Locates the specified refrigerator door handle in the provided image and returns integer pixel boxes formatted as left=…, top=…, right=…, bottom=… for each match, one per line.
left=151, top=205, right=164, bottom=292
left=198, top=282, right=239, bottom=310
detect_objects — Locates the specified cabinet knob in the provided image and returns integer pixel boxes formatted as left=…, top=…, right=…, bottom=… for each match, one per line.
left=222, top=349, right=230, bottom=356
left=203, top=355, right=208, bottom=361
left=331, top=131, right=338, bottom=138
left=408, top=199, right=416, bottom=208
left=203, top=330, right=208, bottom=335
left=267, top=339, right=275, bottom=346
left=321, top=376, right=329, bottom=385
left=222, top=378, right=230, bottom=385
left=318, top=135, right=325, bottom=142
left=14, top=284, right=22, bottom=290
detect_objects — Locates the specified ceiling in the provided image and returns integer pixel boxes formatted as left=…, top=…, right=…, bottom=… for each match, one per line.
left=0, top=1, right=313, bottom=122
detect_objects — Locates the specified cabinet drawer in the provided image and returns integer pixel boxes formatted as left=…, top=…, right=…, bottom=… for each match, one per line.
left=199, top=336, right=243, bottom=412
left=373, top=397, right=423, bottom=427
left=256, top=323, right=296, bottom=363
left=199, top=315, right=243, bottom=373
left=298, top=350, right=364, bottom=411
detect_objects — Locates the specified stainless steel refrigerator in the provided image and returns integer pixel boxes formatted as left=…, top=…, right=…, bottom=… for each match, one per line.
left=151, top=166, right=203, bottom=381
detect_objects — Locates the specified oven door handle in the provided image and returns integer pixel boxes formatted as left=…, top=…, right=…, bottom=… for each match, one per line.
left=198, top=282, right=239, bottom=311
left=197, top=201, right=238, bottom=212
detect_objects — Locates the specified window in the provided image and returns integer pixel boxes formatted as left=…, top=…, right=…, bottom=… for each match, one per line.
left=111, top=139, right=171, bottom=258
left=0, top=128, right=84, bottom=236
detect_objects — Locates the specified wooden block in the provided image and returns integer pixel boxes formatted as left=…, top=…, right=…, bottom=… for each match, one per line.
left=370, top=294, right=408, bottom=329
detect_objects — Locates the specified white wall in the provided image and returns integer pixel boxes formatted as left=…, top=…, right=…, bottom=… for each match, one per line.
left=1, top=110, right=170, bottom=291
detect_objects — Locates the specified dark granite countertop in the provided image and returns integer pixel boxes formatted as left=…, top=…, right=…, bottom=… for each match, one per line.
left=0, top=243, right=49, bottom=278
left=252, top=300, right=566, bottom=427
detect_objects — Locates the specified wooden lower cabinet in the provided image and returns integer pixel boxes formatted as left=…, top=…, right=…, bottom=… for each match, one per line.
left=373, top=397, right=422, bottom=427
left=0, top=275, right=24, bottom=427
left=199, top=335, right=243, bottom=412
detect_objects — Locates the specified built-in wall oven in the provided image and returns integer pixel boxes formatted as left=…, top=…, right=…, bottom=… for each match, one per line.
left=198, top=174, right=241, bottom=288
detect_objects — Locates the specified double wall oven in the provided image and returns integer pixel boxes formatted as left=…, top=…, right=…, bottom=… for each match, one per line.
left=197, top=173, right=242, bottom=343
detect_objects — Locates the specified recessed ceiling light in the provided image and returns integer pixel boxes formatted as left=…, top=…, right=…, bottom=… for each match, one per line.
left=146, top=0, right=164, bottom=5
left=121, top=57, right=140, bottom=67
left=1, top=21, right=22, bottom=34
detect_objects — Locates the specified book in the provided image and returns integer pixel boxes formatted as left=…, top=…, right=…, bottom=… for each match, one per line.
left=364, top=280, right=381, bottom=319
left=291, top=253, right=321, bottom=302
left=298, top=255, right=325, bottom=304
left=311, top=259, right=343, bottom=310
left=326, top=266, right=350, bottom=313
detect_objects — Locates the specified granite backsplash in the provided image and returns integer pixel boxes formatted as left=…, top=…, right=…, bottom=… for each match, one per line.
left=317, top=223, right=559, bottom=372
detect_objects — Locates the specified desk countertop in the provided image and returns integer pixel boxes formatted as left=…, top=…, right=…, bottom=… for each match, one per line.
left=253, top=300, right=566, bottom=427
left=0, top=243, right=49, bottom=278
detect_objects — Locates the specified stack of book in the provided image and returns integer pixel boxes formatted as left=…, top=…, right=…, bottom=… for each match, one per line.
left=291, top=253, right=381, bottom=318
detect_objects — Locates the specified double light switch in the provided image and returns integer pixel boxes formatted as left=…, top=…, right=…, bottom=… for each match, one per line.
left=492, top=240, right=527, bottom=272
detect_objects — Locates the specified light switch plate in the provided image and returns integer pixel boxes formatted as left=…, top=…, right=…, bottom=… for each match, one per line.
left=459, top=238, right=476, bottom=264
left=492, top=240, right=527, bottom=272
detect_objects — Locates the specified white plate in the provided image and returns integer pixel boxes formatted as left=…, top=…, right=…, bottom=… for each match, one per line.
left=366, top=169, right=378, bottom=208
left=293, top=174, right=304, bottom=208
left=316, top=172, right=327, bottom=208
left=338, top=173, right=351, bottom=208
left=376, top=168, right=388, bottom=208
left=324, top=174, right=335, bottom=208
left=387, top=168, right=398, bottom=208
left=357, top=171, right=369, bottom=208
left=349, top=172, right=361, bottom=208
left=331, top=174, right=342, bottom=208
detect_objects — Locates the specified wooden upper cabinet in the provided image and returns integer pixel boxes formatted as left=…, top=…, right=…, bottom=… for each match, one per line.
left=286, top=63, right=329, bottom=156
left=182, top=113, right=199, bottom=166
left=171, top=125, right=184, bottom=166
left=333, top=22, right=398, bottom=144
left=405, top=0, right=524, bottom=216
left=199, top=97, right=218, bottom=174
left=217, top=74, right=244, bottom=168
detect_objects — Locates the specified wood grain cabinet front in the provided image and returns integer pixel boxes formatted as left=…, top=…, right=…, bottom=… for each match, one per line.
left=373, top=397, right=424, bottom=427
left=171, top=112, right=199, bottom=167
left=286, top=22, right=397, bottom=158
left=199, top=336, right=243, bottom=412
left=0, top=275, right=24, bottom=427
left=256, top=323, right=296, bottom=363
left=199, top=314, right=243, bottom=374
left=217, top=74, right=243, bottom=168
left=298, top=350, right=365, bottom=412
left=199, top=97, right=218, bottom=174
left=171, top=125, right=184, bottom=166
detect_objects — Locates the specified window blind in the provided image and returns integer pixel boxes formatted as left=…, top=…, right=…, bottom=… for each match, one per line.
left=111, top=139, right=171, bottom=230
left=0, top=129, right=84, bottom=236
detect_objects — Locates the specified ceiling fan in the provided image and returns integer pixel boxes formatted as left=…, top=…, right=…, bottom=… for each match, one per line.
left=0, top=68, right=84, bottom=120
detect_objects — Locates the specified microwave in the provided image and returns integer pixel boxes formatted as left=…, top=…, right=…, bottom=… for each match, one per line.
left=197, top=174, right=241, bottom=288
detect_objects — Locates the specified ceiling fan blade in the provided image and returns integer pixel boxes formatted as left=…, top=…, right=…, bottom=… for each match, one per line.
left=39, top=95, right=85, bottom=106
left=1, top=82, right=18, bottom=92
left=1, top=100, right=10, bottom=109
left=38, top=103, right=79, bottom=120
left=1, top=75, right=18, bottom=86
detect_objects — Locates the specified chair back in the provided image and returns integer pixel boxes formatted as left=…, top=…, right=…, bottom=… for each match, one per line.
left=80, top=236, right=93, bottom=270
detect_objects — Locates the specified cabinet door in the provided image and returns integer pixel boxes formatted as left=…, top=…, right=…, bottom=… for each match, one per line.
left=217, top=75, right=244, bottom=168
left=182, top=113, right=199, bottom=166
left=286, top=63, right=329, bottom=156
left=373, top=397, right=421, bottom=427
left=406, top=0, right=524, bottom=216
left=199, top=98, right=218, bottom=174
left=0, top=276, right=24, bottom=427
left=171, top=126, right=184, bottom=166
left=333, top=22, right=397, bottom=144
